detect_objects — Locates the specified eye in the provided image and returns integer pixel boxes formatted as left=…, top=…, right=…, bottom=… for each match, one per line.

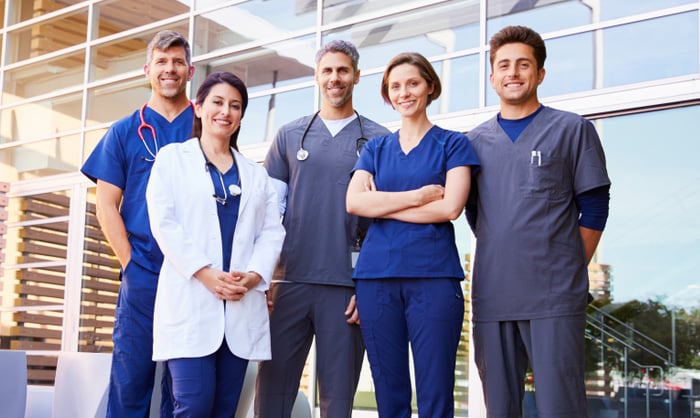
left=213, top=100, right=222, bottom=105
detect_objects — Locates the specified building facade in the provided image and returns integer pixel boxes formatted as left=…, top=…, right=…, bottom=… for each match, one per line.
left=1, top=0, right=699, bottom=416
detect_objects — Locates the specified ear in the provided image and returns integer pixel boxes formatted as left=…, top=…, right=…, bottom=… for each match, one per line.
left=194, top=103, right=203, bottom=118
left=187, top=66, right=195, bottom=81
left=144, top=64, right=150, bottom=77
left=537, top=67, right=546, bottom=85
left=354, top=69, right=361, bottom=85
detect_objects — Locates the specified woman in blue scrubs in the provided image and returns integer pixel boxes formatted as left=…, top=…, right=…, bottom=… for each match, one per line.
left=346, top=52, right=479, bottom=417
left=146, top=72, right=285, bottom=417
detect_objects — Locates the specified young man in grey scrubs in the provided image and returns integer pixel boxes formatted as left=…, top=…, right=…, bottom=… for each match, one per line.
left=467, top=25, right=611, bottom=417
left=255, top=40, right=390, bottom=417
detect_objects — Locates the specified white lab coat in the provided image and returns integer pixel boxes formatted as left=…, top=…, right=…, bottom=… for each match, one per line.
left=146, top=138, right=285, bottom=361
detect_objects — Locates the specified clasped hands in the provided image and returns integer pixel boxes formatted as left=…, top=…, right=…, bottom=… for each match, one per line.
left=195, top=267, right=262, bottom=301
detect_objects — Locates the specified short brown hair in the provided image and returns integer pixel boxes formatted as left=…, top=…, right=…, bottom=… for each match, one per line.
left=381, top=52, right=442, bottom=106
left=489, top=25, right=546, bottom=70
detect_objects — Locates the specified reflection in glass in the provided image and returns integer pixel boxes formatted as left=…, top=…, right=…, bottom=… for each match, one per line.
left=600, top=0, right=695, bottom=20
left=0, top=93, right=82, bottom=143
left=89, top=22, right=189, bottom=82
left=6, top=9, right=89, bottom=64
left=603, top=12, right=698, bottom=88
left=5, top=0, right=82, bottom=25
left=86, top=79, right=151, bottom=127
left=193, top=36, right=317, bottom=93
left=95, top=0, right=190, bottom=39
left=3, top=51, right=86, bottom=104
left=601, top=105, right=700, bottom=309
left=0, top=134, right=82, bottom=181
left=486, top=0, right=591, bottom=39
left=324, top=1, right=479, bottom=71
left=239, top=87, right=315, bottom=146
left=193, top=1, right=316, bottom=56
left=83, top=128, right=108, bottom=165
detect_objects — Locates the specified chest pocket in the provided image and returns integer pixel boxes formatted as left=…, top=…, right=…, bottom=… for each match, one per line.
left=520, top=156, right=568, bottom=200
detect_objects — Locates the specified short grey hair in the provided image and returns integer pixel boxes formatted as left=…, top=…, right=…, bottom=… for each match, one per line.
left=315, top=40, right=360, bottom=71
left=146, top=30, right=192, bottom=67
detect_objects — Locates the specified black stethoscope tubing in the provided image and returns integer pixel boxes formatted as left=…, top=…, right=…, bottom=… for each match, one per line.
left=296, top=110, right=365, bottom=161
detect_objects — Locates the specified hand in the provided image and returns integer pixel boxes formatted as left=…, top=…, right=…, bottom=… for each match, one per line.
left=194, top=267, right=248, bottom=301
left=229, top=270, right=262, bottom=291
left=344, top=294, right=360, bottom=325
left=414, top=184, right=445, bottom=206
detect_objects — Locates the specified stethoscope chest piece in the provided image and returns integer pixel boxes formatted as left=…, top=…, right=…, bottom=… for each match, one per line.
left=229, top=184, right=242, bottom=197
left=296, top=148, right=309, bottom=161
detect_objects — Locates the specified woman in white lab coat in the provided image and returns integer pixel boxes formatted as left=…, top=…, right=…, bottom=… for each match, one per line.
left=146, top=71, right=285, bottom=417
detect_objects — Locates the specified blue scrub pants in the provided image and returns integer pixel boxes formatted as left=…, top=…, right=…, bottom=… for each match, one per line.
left=473, top=316, right=587, bottom=418
left=255, top=283, right=364, bottom=418
left=108, top=261, right=172, bottom=418
left=167, top=338, right=248, bottom=418
left=355, top=278, right=464, bottom=418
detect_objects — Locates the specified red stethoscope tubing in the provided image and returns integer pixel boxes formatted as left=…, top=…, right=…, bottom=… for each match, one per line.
left=137, top=102, right=195, bottom=161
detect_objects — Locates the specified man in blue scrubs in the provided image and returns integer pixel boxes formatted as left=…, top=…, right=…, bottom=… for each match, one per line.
left=81, top=30, right=195, bottom=418
left=255, top=40, right=389, bottom=418
left=467, top=26, right=611, bottom=417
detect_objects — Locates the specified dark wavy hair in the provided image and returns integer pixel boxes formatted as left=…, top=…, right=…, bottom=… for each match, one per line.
left=192, top=71, right=249, bottom=151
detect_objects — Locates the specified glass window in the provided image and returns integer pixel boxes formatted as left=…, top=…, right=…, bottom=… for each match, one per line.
left=0, top=134, right=82, bottom=181
left=86, top=79, right=150, bottom=128
left=94, top=0, right=190, bottom=40
left=192, top=36, right=317, bottom=93
left=83, top=128, right=108, bottom=165
left=603, top=12, right=698, bottom=88
left=193, top=0, right=316, bottom=57
left=6, top=8, right=89, bottom=64
left=323, top=0, right=480, bottom=72
left=444, top=54, right=480, bottom=113
left=6, top=0, right=82, bottom=25
left=601, top=105, right=700, bottom=309
left=322, top=0, right=477, bottom=28
left=2, top=50, right=86, bottom=104
left=0, top=92, right=82, bottom=143
left=353, top=71, right=394, bottom=125
left=487, top=0, right=592, bottom=39
left=600, top=0, right=695, bottom=21
left=89, top=22, right=190, bottom=82
left=1, top=1, right=5, bottom=28
left=239, top=86, right=315, bottom=146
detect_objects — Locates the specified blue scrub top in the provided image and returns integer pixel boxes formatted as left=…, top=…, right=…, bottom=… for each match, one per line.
left=81, top=105, right=194, bottom=273
left=352, top=125, right=479, bottom=280
left=209, top=163, right=241, bottom=272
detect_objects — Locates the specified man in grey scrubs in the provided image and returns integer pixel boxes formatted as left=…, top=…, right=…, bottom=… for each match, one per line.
left=467, top=26, right=611, bottom=417
left=255, top=40, right=389, bottom=418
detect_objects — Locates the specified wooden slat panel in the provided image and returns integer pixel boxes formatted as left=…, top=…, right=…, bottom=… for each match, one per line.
left=21, top=199, right=69, bottom=218
left=27, top=369, right=57, bottom=383
left=81, top=305, right=116, bottom=317
left=81, top=291, right=117, bottom=304
left=19, top=241, right=67, bottom=259
left=82, top=279, right=119, bottom=293
left=16, top=270, right=65, bottom=286
left=82, top=266, right=119, bottom=281
left=80, top=318, right=114, bottom=328
left=15, top=284, right=65, bottom=299
left=20, top=228, right=67, bottom=246
left=10, top=326, right=62, bottom=339
left=83, top=252, right=119, bottom=269
left=27, top=355, right=58, bottom=368
left=11, top=340, right=61, bottom=351
left=14, top=312, right=64, bottom=326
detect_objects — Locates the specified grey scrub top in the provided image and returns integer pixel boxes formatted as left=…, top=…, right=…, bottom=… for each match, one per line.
left=468, top=106, right=610, bottom=322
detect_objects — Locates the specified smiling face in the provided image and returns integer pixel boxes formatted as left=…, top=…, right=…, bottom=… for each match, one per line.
left=386, top=63, right=434, bottom=120
left=490, top=42, right=545, bottom=114
left=315, top=51, right=360, bottom=112
left=144, top=45, right=194, bottom=101
left=195, top=82, right=243, bottom=142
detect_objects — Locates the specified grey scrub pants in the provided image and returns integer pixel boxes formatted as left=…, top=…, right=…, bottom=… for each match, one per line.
left=254, top=282, right=364, bottom=418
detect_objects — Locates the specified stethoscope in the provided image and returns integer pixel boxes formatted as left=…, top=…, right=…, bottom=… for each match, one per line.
left=138, top=102, right=195, bottom=162
left=296, top=110, right=367, bottom=161
left=198, top=139, right=242, bottom=206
